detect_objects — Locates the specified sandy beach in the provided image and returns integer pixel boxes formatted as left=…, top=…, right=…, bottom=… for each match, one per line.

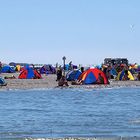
left=1, top=72, right=140, bottom=90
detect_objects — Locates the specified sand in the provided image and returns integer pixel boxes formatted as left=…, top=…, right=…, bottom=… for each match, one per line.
left=0, top=72, right=140, bottom=90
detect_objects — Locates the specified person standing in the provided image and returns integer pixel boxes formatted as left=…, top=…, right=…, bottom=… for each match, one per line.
left=56, top=66, right=62, bottom=81
left=0, top=61, right=2, bottom=73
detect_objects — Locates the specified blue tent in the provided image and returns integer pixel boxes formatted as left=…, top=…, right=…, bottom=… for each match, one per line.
left=66, top=70, right=82, bottom=81
left=0, top=77, right=7, bottom=86
left=1, top=65, right=15, bottom=73
left=19, top=66, right=42, bottom=79
left=40, top=65, right=56, bottom=74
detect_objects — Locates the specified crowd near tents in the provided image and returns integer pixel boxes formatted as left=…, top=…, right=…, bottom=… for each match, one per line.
left=0, top=60, right=140, bottom=87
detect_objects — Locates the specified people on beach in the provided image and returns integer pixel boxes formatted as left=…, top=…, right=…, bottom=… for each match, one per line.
left=58, top=75, right=69, bottom=86
left=106, top=66, right=112, bottom=79
left=71, top=79, right=83, bottom=85
left=4, top=75, right=16, bottom=79
left=56, top=66, right=62, bottom=81
left=0, top=61, right=2, bottom=72
left=96, top=73, right=105, bottom=84
left=80, top=67, right=84, bottom=73
left=69, top=61, right=73, bottom=70
left=122, top=70, right=130, bottom=81
left=137, top=72, right=140, bottom=81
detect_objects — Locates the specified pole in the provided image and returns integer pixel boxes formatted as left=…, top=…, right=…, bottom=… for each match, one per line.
left=62, top=56, right=66, bottom=77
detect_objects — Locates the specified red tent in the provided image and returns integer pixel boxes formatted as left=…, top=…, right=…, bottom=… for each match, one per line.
left=79, top=68, right=109, bottom=84
left=18, top=67, right=42, bottom=79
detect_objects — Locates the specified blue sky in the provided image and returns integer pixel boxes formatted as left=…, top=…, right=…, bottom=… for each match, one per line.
left=0, top=0, right=140, bottom=65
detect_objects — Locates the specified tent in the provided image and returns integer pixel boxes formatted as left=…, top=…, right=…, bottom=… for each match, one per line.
left=78, top=68, right=109, bottom=84
left=40, top=65, right=56, bottom=74
left=0, top=77, right=7, bottom=86
left=66, top=69, right=82, bottom=81
left=64, top=64, right=78, bottom=71
left=1, top=65, right=15, bottom=73
left=18, top=67, right=42, bottom=79
left=116, top=70, right=134, bottom=80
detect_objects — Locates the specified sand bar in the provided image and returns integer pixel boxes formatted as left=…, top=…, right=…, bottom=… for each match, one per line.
left=0, top=73, right=140, bottom=90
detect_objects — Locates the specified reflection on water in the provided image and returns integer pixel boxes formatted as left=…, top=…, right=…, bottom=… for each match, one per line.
left=0, top=87, right=140, bottom=139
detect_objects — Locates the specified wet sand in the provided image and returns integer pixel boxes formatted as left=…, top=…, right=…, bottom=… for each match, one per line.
left=0, top=73, right=140, bottom=90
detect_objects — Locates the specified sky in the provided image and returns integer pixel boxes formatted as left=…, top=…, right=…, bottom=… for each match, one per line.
left=0, top=0, right=140, bottom=65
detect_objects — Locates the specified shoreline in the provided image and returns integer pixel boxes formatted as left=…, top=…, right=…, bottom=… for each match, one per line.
left=1, top=73, right=140, bottom=90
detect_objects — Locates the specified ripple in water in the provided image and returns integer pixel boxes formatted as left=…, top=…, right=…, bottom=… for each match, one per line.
left=0, top=87, right=140, bottom=139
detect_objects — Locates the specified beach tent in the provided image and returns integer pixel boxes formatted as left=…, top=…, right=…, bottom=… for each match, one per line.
left=64, top=64, right=69, bottom=71
left=116, top=70, right=134, bottom=81
left=66, top=69, right=82, bottom=81
left=40, top=65, right=56, bottom=74
left=64, top=64, right=78, bottom=71
left=18, top=66, right=42, bottom=79
left=134, top=65, right=140, bottom=72
left=78, top=68, right=109, bottom=84
left=72, top=65, right=78, bottom=69
left=1, top=65, right=15, bottom=73
left=0, top=77, right=7, bottom=86
left=96, top=64, right=102, bottom=69
left=9, top=62, right=16, bottom=67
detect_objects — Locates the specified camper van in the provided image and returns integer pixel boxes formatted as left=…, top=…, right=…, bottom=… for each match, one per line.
left=104, top=58, right=128, bottom=66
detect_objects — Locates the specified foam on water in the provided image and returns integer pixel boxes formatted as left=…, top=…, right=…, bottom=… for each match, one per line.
left=3, top=137, right=140, bottom=140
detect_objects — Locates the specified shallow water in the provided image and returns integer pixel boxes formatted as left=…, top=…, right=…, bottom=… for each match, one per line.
left=0, top=87, right=140, bottom=139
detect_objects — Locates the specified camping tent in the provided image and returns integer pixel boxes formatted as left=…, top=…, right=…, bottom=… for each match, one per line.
left=116, top=70, right=134, bottom=80
left=78, top=68, right=109, bottom=84
left=40, top=65, right=56, bottom=74
left=0, top=77, right=7, bottom=86
left=1, top=65, right=15, bottom=73
left=18, top=66, right=42, bottom=79
left=66, top=69, right=82, bottom=81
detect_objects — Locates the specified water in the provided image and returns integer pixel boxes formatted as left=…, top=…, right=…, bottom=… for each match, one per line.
left=0, top=87, right=140, bottom=139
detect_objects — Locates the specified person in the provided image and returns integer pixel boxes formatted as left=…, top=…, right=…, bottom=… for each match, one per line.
left=58, top=75, right=69, bottom=86
left=4, top=75, right=16, bottom=79
left=0, top=61, right=2, bottom=72
left=106, top=66, right=111, bottom=79
left=71, top=79, right=83, bottom=85
left=97, top=73, right=104, bottom=84
left=122, top=70, right=129, bottom=81
left=137, top=72, right=140, bottom=81
left=56, top=66, right=62, bottom=81
left=81, top=67, right=84, bottom=73
left=69, top=61, right=72, bottom=70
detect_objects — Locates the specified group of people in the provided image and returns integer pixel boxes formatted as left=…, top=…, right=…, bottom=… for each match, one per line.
left=101, top=63, right=140, bottom=81
left=56, top=66, right=69, bottom=87
left=56, top=66, right=106, bottom=87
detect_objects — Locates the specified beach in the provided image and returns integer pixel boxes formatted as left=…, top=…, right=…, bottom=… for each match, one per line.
left=1, top=73, right=140, bottom=90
